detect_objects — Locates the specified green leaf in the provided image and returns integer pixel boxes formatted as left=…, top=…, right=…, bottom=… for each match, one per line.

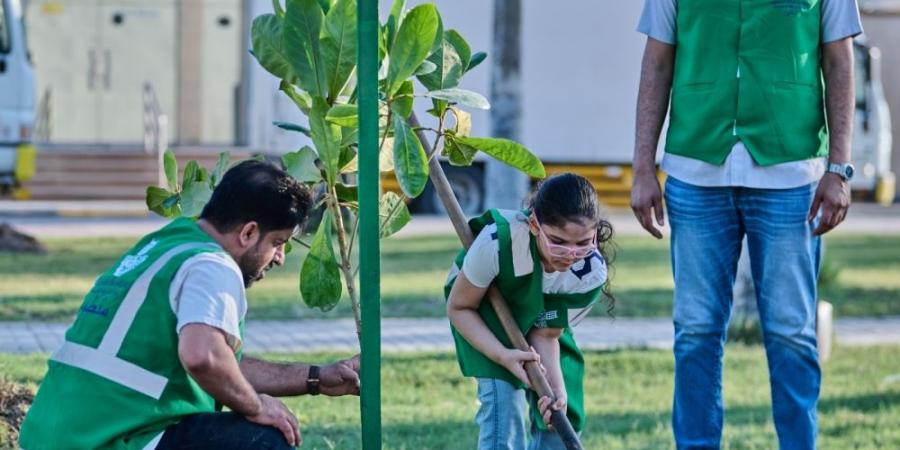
left=393, top=80, right=414, bottom=119
left=467, top=51, right=487, bottom=72
left=416, top=36, right=463, bottom=92
left=414, top=60, right=436, bottom=76
left=300, top=213, right=342, bottom=311
left=385, top=0, right=406, bottom=48
left=444, top=29, right=471, bottom=70
left=456, top=136, right=545, bottom=178
left=274, top=121, right=312, bottom=137
left=163, top=149, right=178, bottom=191
left=325, top=104, right=358, bottom=128
left=284, top=0, right=327, bottom=97
left=317, top=0, right=332, bottom=13
left=182, top=160, right=200, bottom=186
left=251, top=14, right=295, bottom=82
left=386, top=3, right=439, bottom=95
left=443, top=136, right=478, bottom=167
left=391, top=111, right=428, bottom=197
left=340, top=126, right=358, bottom=147
left=180, top=180, right=214, bottom=218
left=379, top=191, right=411, bottom=238
left=424, top=88, right=490, bottom=110
left=335, top=183, right=358, bottom=203
left=284, top=240, right=294, bottom=255
left=339, top=146, right=357, bottom=173
left=211, top=152, right=231, bottom=187
left=449, top=106, right=472, bottom=137
left=282, top=146, right=321, bottom=183
left=320, top=0, right=357, bottom=101
left=309, top=96, right=342, bottom=184
left=146, top=186, right=181, bottom=218
left=280, top=81, right=312, bottom=115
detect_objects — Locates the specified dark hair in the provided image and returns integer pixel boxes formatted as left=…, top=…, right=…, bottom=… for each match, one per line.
left=527, top=172, right=617, bottom=313
left=200, top=160, right=313, bottom=234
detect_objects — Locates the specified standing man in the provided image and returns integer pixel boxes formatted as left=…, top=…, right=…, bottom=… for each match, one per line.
left=631, top=1, right=861, bottom=448
left=20, top=161, right=360, bottom=450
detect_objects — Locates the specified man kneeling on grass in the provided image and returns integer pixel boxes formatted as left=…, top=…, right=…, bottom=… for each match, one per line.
left=19, top=160, right=359, bottom=450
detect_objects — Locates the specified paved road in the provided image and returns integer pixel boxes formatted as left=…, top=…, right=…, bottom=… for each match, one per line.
left=2, top=202, right=899, bottom=238
left=2, top=317, right=899, bottom=354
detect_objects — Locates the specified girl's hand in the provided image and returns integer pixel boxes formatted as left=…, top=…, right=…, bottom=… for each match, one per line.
left=498, top=348, right=540, bottom=387
left=538, top=388, right=568, bottom=429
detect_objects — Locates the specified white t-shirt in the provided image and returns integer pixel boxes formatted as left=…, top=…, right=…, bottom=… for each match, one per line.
left=451, top=210, right=607, bottom=298
left=169, top=252, right=247, bottom=351
left=636, top=0, right=864, bottom=188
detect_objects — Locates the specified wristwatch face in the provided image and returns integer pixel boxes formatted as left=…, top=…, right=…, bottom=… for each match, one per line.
left=830, top=163, right=854, bottom=180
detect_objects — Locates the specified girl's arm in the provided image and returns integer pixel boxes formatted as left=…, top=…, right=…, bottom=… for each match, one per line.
left=528, top=326, right=567, bottom=425
left=447, top=270, right=540, bottom=386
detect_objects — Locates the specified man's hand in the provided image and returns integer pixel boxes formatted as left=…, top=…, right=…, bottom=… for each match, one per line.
left=319, top=354, right=361, bottom=396
left=631, top=170, right=665, bottom=239
left=537, top=387, right=568, bottom=430
left=246, top=393, right=301, bottom=447
left=809, top=172, right=851, bottom=235
left=497, top=348, right=540, bottom=388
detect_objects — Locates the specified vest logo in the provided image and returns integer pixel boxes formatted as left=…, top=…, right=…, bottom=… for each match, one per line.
left=535, top=310, right=559, bottom=328
left=114, top=239, right=158, bottom=277
left=772, top=0, right=812, bottom=16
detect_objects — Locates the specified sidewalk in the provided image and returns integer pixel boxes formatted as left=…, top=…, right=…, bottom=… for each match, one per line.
left=2, top=201, right=899, bottom=238
left=2, top=317, right=899, bottom=354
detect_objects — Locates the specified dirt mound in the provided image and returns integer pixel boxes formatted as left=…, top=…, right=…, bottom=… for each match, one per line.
left=0, top=378, right=33, bottom=448
left=0, top=223, right=44, bottom=253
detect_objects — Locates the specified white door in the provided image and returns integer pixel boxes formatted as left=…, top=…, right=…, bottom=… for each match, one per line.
left=200, top=0, right=240, bottom=144
left=97, top=0, right=176, bottom=143
left=26, top=0, right=101, bottom=143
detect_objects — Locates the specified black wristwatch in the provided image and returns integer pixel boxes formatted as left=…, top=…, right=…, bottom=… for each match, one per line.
left=307, top=365, right=321, bottom=396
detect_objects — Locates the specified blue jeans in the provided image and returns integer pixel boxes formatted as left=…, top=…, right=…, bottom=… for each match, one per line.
left=475, top=378, right=572, bottom=450
left=156, top=412, right=293, bottom=449
left=476, top=378, right=528, bottom=450
left=665, top=177, right=821, bottom=450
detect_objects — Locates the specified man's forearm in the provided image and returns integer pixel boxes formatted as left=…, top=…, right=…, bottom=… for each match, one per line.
left=178, top=325, right=262, bottom=416
left=634, top=38, right=675, bottom=175
left=240, top=356, right=311, bottom=396
left=823, top=38, right=855, bottom=164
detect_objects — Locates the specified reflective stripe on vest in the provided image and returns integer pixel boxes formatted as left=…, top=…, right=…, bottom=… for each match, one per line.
left=50, top=242, right=220, bottom=399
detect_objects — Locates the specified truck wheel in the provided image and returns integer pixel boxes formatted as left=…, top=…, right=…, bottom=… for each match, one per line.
left=418, top=166, right=484, bottom=215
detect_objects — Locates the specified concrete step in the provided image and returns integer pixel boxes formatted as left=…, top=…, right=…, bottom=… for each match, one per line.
left=23, top=147, right=252, bottom=200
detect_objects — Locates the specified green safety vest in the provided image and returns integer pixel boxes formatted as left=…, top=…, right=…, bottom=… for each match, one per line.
left=20, top=218, right=243, bottom=450
left=444, top=209, right=602, bottom=432
left=665, top=0, right=827, bottom=166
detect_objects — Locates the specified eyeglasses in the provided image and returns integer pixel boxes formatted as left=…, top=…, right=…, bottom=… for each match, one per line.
left=533, top=218, right=597, bottom=259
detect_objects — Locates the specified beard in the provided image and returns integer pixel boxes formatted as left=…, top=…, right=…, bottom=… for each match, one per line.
left=237, top=244, right=273, bottom=288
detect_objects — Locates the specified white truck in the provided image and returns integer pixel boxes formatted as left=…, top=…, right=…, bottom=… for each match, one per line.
left=0, top=0, right=35, bottom=197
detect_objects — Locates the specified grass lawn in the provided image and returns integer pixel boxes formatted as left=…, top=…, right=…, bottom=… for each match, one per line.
left=0, top=233, right=898, bottom=321
left=2, top=345, right=898, bottom=449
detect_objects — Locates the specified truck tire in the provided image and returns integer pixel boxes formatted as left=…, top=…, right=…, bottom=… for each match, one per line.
left=415, top=164, right=484, bottom=215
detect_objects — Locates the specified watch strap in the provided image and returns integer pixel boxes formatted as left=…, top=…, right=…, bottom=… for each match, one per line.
left=307, top=365, right=321, bottom=396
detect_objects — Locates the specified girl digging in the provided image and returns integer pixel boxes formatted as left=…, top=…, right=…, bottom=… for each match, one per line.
left=445, top=173, right=614, bottom=449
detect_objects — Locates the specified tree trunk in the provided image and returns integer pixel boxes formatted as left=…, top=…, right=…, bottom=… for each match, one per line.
left=487, top=0, right=529, bottom=208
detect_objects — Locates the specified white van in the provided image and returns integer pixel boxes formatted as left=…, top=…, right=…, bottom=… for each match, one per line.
left=0, top=0, right=34, bottom=196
